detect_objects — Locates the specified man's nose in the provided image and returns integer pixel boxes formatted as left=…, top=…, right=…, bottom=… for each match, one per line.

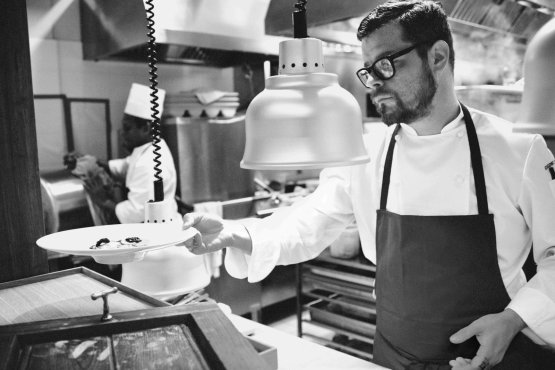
left=366, top=73, right=384, bottom=90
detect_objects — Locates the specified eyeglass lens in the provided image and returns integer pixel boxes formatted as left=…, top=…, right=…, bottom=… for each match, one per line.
left=358, top=58, right=395, bottom=86
left=375, top=59, right=394, bottom=78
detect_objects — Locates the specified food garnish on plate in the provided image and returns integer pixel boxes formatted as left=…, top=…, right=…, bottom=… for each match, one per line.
left=89, top=237, right=146, bottom=250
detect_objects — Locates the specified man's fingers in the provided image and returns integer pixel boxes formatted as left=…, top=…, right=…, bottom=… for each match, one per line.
left=182, top=233, right=205, bottom=254
left=182, top=212, right=202, bottom=229
left=449, top=357, right=472, bottom=369
left=450, top=322, right=478, bottom=344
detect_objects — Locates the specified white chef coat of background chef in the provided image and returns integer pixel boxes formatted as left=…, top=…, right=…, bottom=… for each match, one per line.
left=109, top=138, right=177, bottom=223
left=110, top=84, right=212, bottom=298
left=225, top=106, right=555, bottom=347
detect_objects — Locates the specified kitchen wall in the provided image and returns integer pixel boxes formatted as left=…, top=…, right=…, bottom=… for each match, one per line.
left=453, top=31, right=526, bottom=86
left=27, top=0, right=234, bottom=169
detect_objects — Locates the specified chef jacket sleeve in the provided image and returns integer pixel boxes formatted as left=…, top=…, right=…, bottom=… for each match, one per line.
left=114, top=158, right=152, bottom=224
left=108, top=157, right=129, bottom=183
left=508, top=135, right=555, bottom=347
left=225, top=166, right=357, bottom=283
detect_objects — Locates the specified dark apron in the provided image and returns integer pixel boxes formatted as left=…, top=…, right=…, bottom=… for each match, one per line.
left=373, top=104, right=555, bottom=369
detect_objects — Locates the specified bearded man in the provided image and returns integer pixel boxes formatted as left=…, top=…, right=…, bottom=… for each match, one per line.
left=180, top=1, right=555, bottom=368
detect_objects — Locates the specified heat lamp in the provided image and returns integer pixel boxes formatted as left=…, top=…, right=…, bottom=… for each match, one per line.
left=241, top=0, right=370, bottom=170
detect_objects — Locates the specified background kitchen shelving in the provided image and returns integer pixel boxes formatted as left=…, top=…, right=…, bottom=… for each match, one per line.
left=296, top=249, right=376, bottom=361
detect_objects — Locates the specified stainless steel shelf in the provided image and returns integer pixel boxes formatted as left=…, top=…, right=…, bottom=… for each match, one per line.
left=306, top=249, right=376, bottom=272
left=297, top=249, right=377, bottom=360
left=301, top=331, right=374, bottom=361
left=303, top=272, right=374, bottom=301
left=303, top=291, right=376, bottom=316
left=304, top=299, right=376, bottom=337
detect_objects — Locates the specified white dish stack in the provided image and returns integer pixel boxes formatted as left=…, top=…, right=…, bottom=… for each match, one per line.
left=164, top=90, right=240, bottom=118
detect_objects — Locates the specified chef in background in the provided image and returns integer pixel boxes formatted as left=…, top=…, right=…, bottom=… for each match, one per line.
left=181, top=1, right=555, bottom=369
left=83, top=83, right=176, bottom=223
left=83, top=83, right=212, bottom=301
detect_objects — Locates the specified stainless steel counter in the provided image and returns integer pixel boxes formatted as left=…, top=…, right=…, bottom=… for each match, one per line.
left=230, top=314, right=388, bottom=370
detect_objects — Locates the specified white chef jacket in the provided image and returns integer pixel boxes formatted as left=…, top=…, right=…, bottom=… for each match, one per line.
left=225, top=107, right=555, bottom=347
left=109, top=139, right=178, bottom=223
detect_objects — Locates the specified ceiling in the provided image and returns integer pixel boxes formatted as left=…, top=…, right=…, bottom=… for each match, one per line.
left=80, top=0, right=554, bottom=66
left=265, top=0, right=555, bottom=44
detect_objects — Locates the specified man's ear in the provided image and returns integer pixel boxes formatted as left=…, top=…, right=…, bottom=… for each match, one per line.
left=428, top=40, right=450, bottom=72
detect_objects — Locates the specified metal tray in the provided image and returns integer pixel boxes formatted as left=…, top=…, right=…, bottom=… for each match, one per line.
left=305, top=299, right=376, bottom=338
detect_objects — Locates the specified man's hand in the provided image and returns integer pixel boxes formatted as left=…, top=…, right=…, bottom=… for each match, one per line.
left=448, top=309, right=526, bottom=369
left=181, top=212, right=252, bottom=255
left=83, top=176, right=114, bottom=210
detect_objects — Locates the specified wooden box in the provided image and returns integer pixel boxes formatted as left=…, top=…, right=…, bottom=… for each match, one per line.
left=0, top=303, right=271, bottom=369
left=0, top=268, right=272, bottom=369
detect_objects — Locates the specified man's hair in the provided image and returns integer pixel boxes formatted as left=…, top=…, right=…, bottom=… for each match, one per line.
left=357, top=0, right=455, bottom=71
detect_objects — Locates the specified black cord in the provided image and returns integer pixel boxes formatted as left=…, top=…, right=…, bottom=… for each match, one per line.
left=293, top=0, right=308, bottom=38
left=145, top=0, right=164, bottom=202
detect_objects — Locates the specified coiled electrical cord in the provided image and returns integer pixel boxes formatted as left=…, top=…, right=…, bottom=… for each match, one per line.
left=145, top=0, right=164, bottom=202
left=293, top=0, right=308, bottom=38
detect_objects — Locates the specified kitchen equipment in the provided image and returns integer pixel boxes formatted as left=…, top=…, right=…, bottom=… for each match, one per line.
left=40, top=169, right=94, bottom=234
left=306, top=299, right=376, bottom=337
left=241, top=1, right=369, bottom=170
left=298, top=249, right=377, bottom=360
left=80, top=0, right=285, bottom=66
left=165, top=91, right=240, bottom=118
left=36, top=224, right=199, bottom=264
left=162, top=116, right=255, bottom=205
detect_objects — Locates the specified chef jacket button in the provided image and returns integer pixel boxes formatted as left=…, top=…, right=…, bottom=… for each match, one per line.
left=457, top=132, right=464, bottom=138
left=395, top=135, right=401, bottom=141
left=455, top=175, right=464, bottom=184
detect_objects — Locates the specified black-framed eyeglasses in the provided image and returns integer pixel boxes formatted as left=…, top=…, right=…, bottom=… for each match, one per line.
left=356, top=41, right=431, bottom=87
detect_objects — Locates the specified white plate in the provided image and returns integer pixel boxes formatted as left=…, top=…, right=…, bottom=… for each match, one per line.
left=36, top=224, right=198, bottom=264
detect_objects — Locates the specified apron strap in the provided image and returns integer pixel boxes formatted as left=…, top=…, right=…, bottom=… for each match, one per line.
left=380, top=124, right=401, bottom=210
left=379, top=104, right=489, bottom=215
left=461, top=104, right=489, bottom=215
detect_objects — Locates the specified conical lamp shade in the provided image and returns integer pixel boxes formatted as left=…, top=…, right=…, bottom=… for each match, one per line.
left=241, top=38, right=370, bottom=170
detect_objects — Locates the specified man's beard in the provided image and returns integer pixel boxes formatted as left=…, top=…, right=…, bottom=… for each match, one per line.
left=374, top=63, right=437, bottom=126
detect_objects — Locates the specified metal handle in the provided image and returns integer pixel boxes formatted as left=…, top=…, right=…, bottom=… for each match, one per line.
left=91, top=287, right=118, bottom=322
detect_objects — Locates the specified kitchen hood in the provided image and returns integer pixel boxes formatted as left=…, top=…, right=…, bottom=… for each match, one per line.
left=81, top=0, right=553, bottom=66
left=265, top=0, right=555, bottom=44
left=80, top=0, right=288, bottom=67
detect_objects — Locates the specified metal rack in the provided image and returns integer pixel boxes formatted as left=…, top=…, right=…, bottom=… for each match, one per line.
left=296, top=249, right=376, bottom=361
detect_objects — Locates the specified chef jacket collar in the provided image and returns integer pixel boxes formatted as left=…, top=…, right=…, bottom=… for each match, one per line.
left=399, top=103, right=464, bottom=136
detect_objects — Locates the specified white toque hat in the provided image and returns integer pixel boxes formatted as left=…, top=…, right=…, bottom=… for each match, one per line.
left=124, top=83, right=166, bottom=120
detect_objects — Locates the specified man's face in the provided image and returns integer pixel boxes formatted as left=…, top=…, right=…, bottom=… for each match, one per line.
left=361, top=22, right=437, bottom=125
left=121, top=115, right=150, bottom=152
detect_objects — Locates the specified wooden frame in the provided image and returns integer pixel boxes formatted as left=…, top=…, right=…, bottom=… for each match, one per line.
left=0, top=267, right=165, bottom=306
left=0, top=303, right=270, bottom=370
left=0, top=267, right=169, bottom=327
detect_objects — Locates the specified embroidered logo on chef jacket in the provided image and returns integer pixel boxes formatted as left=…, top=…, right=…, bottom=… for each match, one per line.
left=544, top=160, right=555, bottom=197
